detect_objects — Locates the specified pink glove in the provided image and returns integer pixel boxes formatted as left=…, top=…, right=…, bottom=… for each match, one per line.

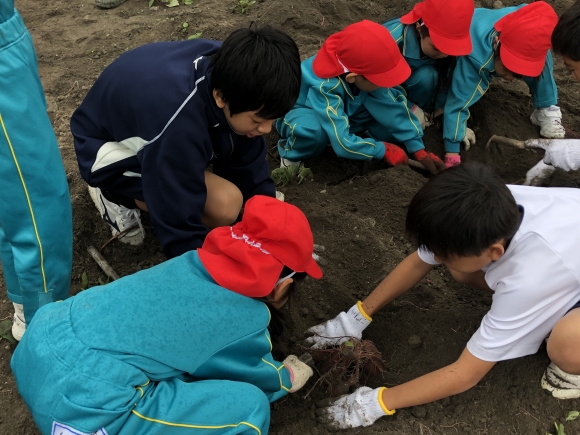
left=444, top=154, right=461, bottom=168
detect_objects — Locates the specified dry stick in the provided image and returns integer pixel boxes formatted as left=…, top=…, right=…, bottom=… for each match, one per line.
left=88, top=245, right=120, bottom=281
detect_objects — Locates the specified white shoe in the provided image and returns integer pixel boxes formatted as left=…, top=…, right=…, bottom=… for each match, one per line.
left=541, top=362, right=580, bottom=399
left=12, top=303, right=26, bottom=342
left=88, top=186, right=145, bottom=245
left=530, top=106, right=565, bottom=139
left=280, top=158, right=302, bottom=169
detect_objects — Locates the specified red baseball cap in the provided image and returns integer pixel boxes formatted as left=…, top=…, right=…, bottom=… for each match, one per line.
left=198, top=195, right=323, bottom=297
left=313, top=20, right=411, bottom=88
left=401, top=0, right=474, bottom=56
left=494, top=2, right=558, bottom=77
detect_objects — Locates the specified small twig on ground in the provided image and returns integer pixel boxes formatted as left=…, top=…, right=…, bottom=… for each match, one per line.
left=400, top=300, right=430, bottom=311
left=88, top=245, right=120, bottom=281
left=267, top=149, right=280, bottom=162
left=0, top=315, right=12, bottom=321
left=517, top=406, right=543, bottom=425
left=99, top=224, right=139, bottom=252
left=418, top=422, right=434, bottom=434
left=440, top=421, right=467, bottom=433
left=60, top=80, right=79, bottom=98
left=320, top=14, right=325, bottom=26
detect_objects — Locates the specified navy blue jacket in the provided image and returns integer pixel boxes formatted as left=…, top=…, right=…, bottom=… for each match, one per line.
left=71, top=40, right=275, bottom=258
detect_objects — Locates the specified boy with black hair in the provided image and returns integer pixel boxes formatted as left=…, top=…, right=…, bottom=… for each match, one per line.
left=309, top=162, right=580, bottom=429
left=71, top=26, right=301, bottom=259
left=524, top=0, right=580, bottom=179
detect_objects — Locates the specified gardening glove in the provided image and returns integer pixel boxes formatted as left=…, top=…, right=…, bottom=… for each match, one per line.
left=283, top=355, right=314, bottom=393
left=524, top=159, right=556, bottom=186
left=462, top=128, right=476, bottom=151
left=306, top=302, right=371, bottom=349
left=315, top=386, right=395, bottom=430
left=444, top=154, right=461, bottom=169
left=383, top=143, right=409, bottom=167
left=413, top=149, right=445, bottom=175
left=531, top=139, right=580, bottom=172
left=410, top=104, right=430, bottom=129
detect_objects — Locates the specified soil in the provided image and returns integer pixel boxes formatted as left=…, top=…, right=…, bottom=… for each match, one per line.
left=1, top=0, right=580, bottom=434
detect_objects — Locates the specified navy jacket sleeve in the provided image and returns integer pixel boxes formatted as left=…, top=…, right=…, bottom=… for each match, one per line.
left=138, top=113, right=213, bottom=259
left=212, top=135, right=275, bottom=201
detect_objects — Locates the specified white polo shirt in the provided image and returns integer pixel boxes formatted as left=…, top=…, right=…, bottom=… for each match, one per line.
left=418, top=185, right=580, bottom=362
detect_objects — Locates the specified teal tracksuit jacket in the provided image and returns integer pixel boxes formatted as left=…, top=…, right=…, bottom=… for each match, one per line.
left=11, top=251, right=291, bottom=435
left=383, top=17, right=443, bottom=110
left=276, top=56, right=425, bottom=162
left=442, top=6, right=558, bottom=152
left=0, top=3, right=72, bottom=322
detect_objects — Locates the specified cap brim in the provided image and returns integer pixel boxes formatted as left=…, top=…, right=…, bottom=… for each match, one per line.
left=500, top=43, right=545, bottom=77
left=400, top=9, right=421, bottom=25
left=365, top=56, right=411, bottom=88
left=305, top=258, right=323, bottom=279
left=430, top=31, right=472, bottom=56
left=312, top=35, right=344, bottom=79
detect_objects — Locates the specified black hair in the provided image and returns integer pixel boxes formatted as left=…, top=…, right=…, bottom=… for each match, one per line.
left=552, top=0, right=580, bottom=61
left=210, top=25, right=301, bottom=119
left=405, top=162, right=520, bottom=260
left=265, top=266, right=307, bottom=340
left=493, top=41, right=524, bottom=79
left=417, top=21, right=457, bottom=111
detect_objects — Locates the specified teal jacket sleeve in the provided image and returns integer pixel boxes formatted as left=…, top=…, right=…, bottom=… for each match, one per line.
left=192, top=326, right=292, bottom=403
left=443, top=55, right=493, bottom=153
left=306, top=79, right=386, bottom=161
left=363, top=86, right=425, bottom=154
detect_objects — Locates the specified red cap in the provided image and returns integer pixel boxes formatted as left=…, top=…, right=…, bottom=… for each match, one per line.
left=198, top=195, right=323, bottom=297
left=494, top=2, right=558, bottom=77
left=400, top=0, right=474, bottom=56
left=313, top=20, right=411, bottom=88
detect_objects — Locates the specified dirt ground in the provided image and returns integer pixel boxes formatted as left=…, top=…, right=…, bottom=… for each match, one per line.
left=2, top=0, right=580, bottom=433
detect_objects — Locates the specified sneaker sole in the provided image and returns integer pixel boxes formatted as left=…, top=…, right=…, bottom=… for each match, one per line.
left=530, top=114, right=565, bottom=139
left=541, top=371, right=580, bottom=399
left=12, top=320, right=25, bottom=342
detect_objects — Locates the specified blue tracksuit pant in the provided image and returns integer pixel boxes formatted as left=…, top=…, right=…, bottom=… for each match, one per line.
left=0, top=6, right=72, bottom=322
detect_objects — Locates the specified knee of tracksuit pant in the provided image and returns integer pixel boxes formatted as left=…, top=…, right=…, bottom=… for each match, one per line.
left=121, top=379, right=271, bottom=435
left=403, top=65, right=438, bottom=109
left=276, top=108, right=329, bottom=161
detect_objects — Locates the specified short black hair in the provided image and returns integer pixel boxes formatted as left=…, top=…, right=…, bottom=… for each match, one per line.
left=405, top=162, right=520, bottom=259
left=210, top=25, right=301, bottom=119
left=552, top=0, right=580, bottom=61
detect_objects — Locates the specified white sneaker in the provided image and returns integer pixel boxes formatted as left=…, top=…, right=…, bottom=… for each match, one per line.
left=12, top=303, right=25, bottom=342
left=280, top=158, right=302, bottom=169
left=530, top=106, right=565, bottom=139
left=88, top=186, right=145, bottom=245
left=541, top=362, right=580, bottom=399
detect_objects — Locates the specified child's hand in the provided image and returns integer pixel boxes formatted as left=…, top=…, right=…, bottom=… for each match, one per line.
left=305, top=303, right=371, bottom=349
left=413, top=150, right=445, bottom=175
left=283, top=355, right=314, bottom=393
left=410, top=104, right=431, bottom=129
left=462, top=128, right=476, bottom=150
left=539, top=139, right=580, bottom=171
left=383, top=143, right=409, bottom=166
left=315, top=386, right=393, bottom=430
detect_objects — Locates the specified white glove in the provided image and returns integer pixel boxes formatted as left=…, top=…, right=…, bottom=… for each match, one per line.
left=524, top=159, right=557, bottom=186
left=315, top=387, right=394, bottom=430
left=536, top=139, right=580, bottom=172
left=306, top=302, right=371, bottom=349
left=411, top=104, right=430, bottom=129
left=462, top=128, right=476, bottom=151
left=283, top=355, right=314, bottom=393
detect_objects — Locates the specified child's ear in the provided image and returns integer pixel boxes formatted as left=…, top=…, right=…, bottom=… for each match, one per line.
left=345, top=73, right=358, bottom=84
left=488, top=242, right=505, bottom=261
left=213, top=89, right=226, bottom=108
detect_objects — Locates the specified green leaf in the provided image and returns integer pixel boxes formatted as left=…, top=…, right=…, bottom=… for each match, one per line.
left=166, top=0, right=180, bottom=7
left=188, top=32, right=202, bottom=40
left=148, top=0, right=155, bottom=6
left=566, top=411, right=579, bottom=421
left=0, top=320, right=15, bottom=343
left=271, top=168, right=292, bottom=187
left=81, top=271, right=89, bottom=290
left=182, top=22, right=189, bottom=28
left=183, top=0, right=194, bottom=4
left=298, top=167, right=313, bottom=184
left=555, top=422, right=566, bottom=435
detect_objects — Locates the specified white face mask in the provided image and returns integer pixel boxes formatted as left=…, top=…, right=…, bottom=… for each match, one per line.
left=275, top=271, right=296, bottom=287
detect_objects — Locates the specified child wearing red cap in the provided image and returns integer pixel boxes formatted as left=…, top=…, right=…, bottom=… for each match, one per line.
left=525, top=0, right=580, bottom=181
left=439, top=2, right=562, bottom=166
left=382, top=0, right=475, bottom=168
left=11, top=195, right=322, bottom=435
left=275, top=20, right=447, bottom=175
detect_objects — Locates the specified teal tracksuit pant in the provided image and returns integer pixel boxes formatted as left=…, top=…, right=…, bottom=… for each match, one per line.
left=11, top=251, right=291, bottom=435
left=0, top=4, right=72, bottom=322
left=442, top=5, right=558, bottom=153
left=276, top=56, right=425, bottom=162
